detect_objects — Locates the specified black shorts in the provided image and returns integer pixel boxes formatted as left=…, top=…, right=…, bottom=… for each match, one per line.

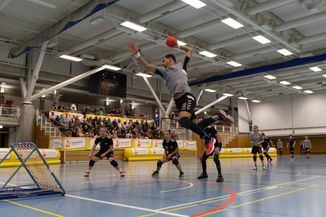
left=262, top=146, right=269, bottom=151
left=289, top=146, right=295, bottom=153
left=175, top=93, right=196, bottom=120
left=166, top=153, right=180, bottom=160
left=304, top=147, right=310, bottom=151
left=202, top=146, right=221, bottom=160
left=95, top=151, right=114, bottom=159
left=252, top=146, right=262, bottom=154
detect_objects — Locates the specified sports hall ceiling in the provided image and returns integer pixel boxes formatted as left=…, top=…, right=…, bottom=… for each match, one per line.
left=1, top=0, right=326, bottom=102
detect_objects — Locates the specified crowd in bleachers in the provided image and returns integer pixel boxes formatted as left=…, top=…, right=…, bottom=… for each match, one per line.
left=47, top=104, right=163, bottom=139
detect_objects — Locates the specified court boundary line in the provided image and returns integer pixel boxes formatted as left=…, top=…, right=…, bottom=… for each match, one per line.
left=65, top=194, right=189, bottom=217
left=2, top=199, right=64, bottom=217
left=156, top=175, right=320, bottom=211
left=160, top=181, right=194, bottom=193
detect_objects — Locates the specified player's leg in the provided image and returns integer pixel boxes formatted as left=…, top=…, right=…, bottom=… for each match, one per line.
left=175, top=94, right=215, bottom=155
left=252, top=147, right=258, bottom=170
left=258, top=148, right=266, bottom=170
left=197, top=110, right=234, bottom=129
left=107, top=152, right=125, bottom=177
left=214, top=148, right=223, bottom=182
left=152, top=157, right=169, bottom=177
left=171, top=154, right=184, bottom=177
left=84, top=155, right=101, bottom=177
left=198, top=151, right=210, bottom=179
left=263, top=148, right=272, bottom=163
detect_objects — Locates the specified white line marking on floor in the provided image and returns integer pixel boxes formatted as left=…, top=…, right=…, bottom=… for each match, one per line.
left=160, top=181, right=194, bottom=193
left=157, top=176, right=320, bottom=211
left=65, top=194, right=189, bottom=217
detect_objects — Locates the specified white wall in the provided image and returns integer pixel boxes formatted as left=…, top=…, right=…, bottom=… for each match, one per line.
left=238, top=100, right=250, bottom=133
left=248, top=92, right=326, bottom=136
left=251, top=95, right=293, bottom=130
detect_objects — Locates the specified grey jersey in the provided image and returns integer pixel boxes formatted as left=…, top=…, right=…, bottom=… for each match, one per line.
left=303, top=139, right=311, bottom=148
left=251, top=133, right=263, bottom=147
left=277, top=141, right=283, bottom=149
left=155, top=56, right=191, bottom=96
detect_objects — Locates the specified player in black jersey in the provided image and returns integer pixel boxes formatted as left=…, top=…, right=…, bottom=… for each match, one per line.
left=288, top=135, right=296, bottom=159
left=152, top=131, right=184, bottom=178
left=261, top=133, right=273, bottom=163
left=84, top=127, right=125, bottom=177
left=197, top=126, right=224, bottom=182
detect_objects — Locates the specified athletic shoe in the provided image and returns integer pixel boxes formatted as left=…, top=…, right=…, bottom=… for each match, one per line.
left=253, top=166, right=257, bottom=170
left=263, top=165, right=266, bottom=170
left=179, top=172, right=184, bottom=178
left=205, top=138, right=216, bottom=155
left=197, top=173, right=208, bottom=180
left=216, top=176, right=224, bottom=182
left=84, top=171, right=90, bottom=177
left=120, top=170, right=125, bottom=177
left=217, top=110, right=234, bottom=125
left=152, top=171, right=159, bottom=177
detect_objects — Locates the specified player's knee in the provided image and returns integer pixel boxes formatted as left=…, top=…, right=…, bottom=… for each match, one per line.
left=89, top=160, right=95, bottom=167
left=172, top=158, right=179, bottom=165
left=259, top=155, right=264, bottom=161
left=110, top=160, right=118, bottom=168
left=157, top=160, right=163, bottom=167
left=253, top=155, right=257, bottom=161
left=179, top=117, right=192, bottom=129
left=214, top=155, right=220, bottom=166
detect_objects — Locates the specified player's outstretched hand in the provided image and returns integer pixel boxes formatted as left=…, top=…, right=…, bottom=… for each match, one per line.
left=128, top=42, right=139, bottom=55
left=101, top=153, right=106, bottom=158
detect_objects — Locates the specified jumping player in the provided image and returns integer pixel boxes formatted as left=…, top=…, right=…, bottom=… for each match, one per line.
left=152, top=130, right=184, bottom=177
left=251, top=125, right=266, bottom=170
left=288, top=135, right=296, bottom=159
left=261, top=133, right=273, bottom=163
left=197, top=125, right=224, bottom=182
left=84, top=127, right=125, bottom=177
left=128, top=41, right=233, bottom=155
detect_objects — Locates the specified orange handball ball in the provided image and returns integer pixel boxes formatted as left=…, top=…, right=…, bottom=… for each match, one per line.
left=165, top=36, right=177, bottom=48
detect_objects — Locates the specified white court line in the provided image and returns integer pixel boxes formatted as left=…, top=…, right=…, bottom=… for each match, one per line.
left=157, top=175, right=320, bottom=211
left=65, top=194, right=188, bottom=217
left=160, top=181, right=194, bottom=193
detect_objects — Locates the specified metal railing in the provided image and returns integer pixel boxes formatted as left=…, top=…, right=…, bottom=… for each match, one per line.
left=36, top=110, right=63, bottom=138
left=0, top=105, right=20, bottom=118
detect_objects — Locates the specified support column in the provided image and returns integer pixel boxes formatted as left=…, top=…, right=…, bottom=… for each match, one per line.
left=16, top=103, right=35, bottom=142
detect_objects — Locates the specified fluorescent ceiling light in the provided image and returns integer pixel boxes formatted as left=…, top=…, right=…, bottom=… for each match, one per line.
left=277, top=49, right=293, bottom=56
left=264, top=74, right=276, bottom=80
left=227, top=61, right=242, bottom=67
left=60, top=55, right=82, bottom=62
left=323, top=74, right=326, bottom=78
left=280, top=80, right=291, bottom=85
left=304, top=90, right=313, bottom=94
left=223, top=93, right=233, bottom=97
left=293, top=85, right=303, bottom=90
left=28, top=0, right=57, bottom=9
left=238, top=96, right=248, bottom=100
left=310, top=66, right=322, bottom=72
left=135, top=72, right=152, bottom=78
left=253, top=35, right=271, bottom=44
left=199, top=50, right=217, bottom=58
left=0, top=125, right=3, bottom=129
left=204, top=89, right=216, bottom=93
left=177, top=40, right=187, bottom=46
left=251, top=100, right=261, bottom=103
left=102, top=64, right=121, bottom=71
left=221, top=18, right=244, bottom=29
left=120, top=21, right=147, bottom=32
left=181, top=0, right=206, bottom=9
